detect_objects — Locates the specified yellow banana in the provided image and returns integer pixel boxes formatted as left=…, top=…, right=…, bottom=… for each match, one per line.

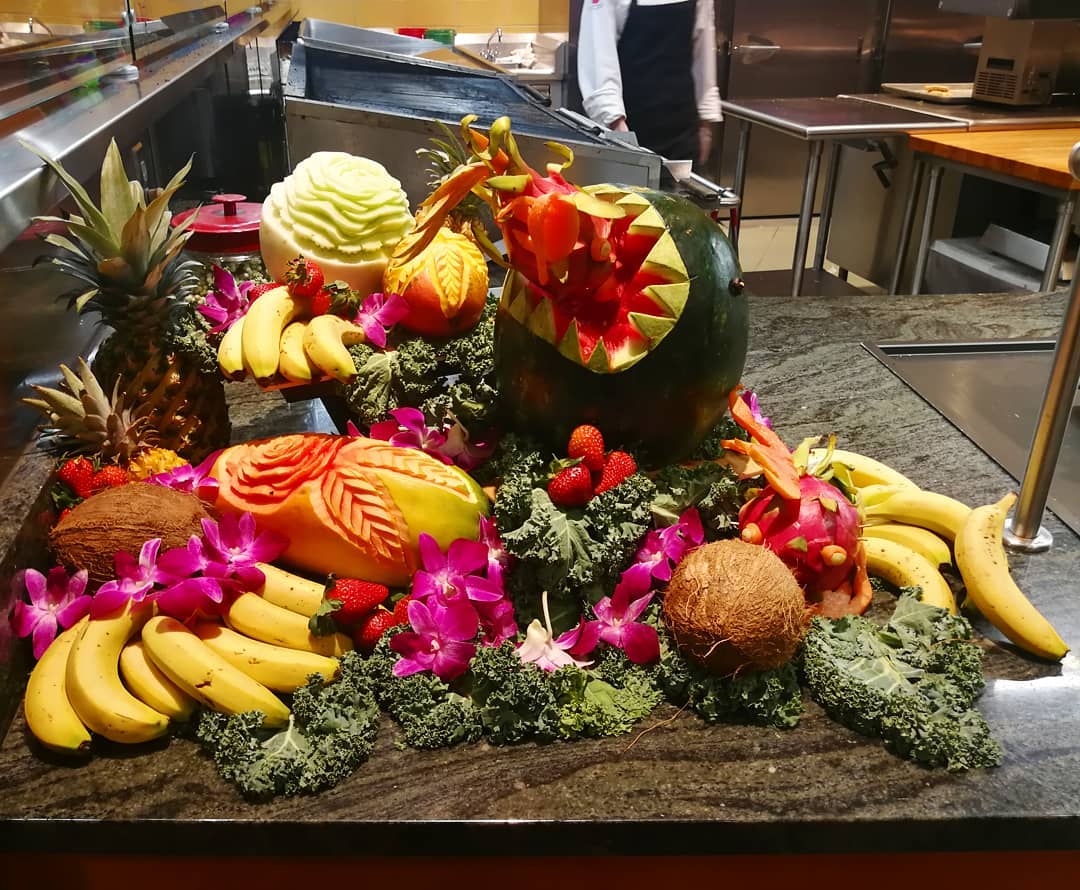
left=302, top=314, right=367, bottom=382
left=224, top=592, right=353, bottom=657
left=955, top=493, right=1069, bottom=661
left=278, top=321, right=320, bottom=383
left=810, top=447, right=918, bottom=490
left=194, top=622, right=340, bottom=692
left=860, top=485, right=972, bottom=542
left=119, top=639, right=197, bottom=722
left=66, top=603, right=170, bottom=743
left=861, top=523, right=951, bottom=567
left=240, top=285, right=304, bottom=380
left=862, top=537, right=956, bottom=613
left=217, top=315, right=247, bottom=379
left=141, top=616, right=291, bottom=727
left=24, top=618, right=92, bottom=755
left=255, top=562, right=326, bottom=617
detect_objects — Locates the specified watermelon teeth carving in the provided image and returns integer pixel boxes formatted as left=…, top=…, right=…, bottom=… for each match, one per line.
left=392, top=115, right=747, bottom=463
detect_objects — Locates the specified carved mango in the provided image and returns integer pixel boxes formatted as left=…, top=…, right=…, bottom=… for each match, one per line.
left=212, top=434, right=488, bottom=585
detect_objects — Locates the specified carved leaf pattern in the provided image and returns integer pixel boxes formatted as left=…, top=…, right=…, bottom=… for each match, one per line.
left=320, top=465, right=409, bottom=563
left=431, top=241, right=468, bottom=316
left=343, top=439, right=474, bottom=499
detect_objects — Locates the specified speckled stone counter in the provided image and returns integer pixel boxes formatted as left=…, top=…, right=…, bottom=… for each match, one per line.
left=0, top=290, right=1076, bottom=856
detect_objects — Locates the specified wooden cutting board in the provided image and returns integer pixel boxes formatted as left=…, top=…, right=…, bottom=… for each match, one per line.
left=908, top=127, right=1080, bottom=191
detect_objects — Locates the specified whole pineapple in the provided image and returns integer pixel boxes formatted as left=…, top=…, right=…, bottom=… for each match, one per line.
left=29, top=139, right=229, bottom=460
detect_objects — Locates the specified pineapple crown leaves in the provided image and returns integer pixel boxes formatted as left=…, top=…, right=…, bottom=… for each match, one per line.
left=22, top=357, right=157, bottom=460
left=20, top=138, right=198, bottom=315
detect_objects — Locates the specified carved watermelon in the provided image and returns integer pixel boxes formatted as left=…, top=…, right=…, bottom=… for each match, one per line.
left=494, top=186, right=748, bottom=465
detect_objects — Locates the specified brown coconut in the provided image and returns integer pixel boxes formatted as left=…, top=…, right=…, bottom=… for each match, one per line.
left=49, top=483, right=213, bottom=587
left=663, top=539, right=810, bottom=675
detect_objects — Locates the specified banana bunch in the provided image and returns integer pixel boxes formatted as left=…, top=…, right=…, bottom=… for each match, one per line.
left=23, top=564, right=352, bottom=754
left=218, top=285, right=368, bottom=384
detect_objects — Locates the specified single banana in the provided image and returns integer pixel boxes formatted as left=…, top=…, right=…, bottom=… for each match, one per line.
left=217, top=314, right=247, bottom=380
left=240, top=285, right=304, bottom=380
left=862, top=537, right=956, bottom=613
left=24, top=618, right=92, bottom=755
left=810, top=447, right=918, bottom=490
left=256, top=562, right=327, bottom=617
left=66, top=603, right=170, bottom=744
left=119, top=639, right=197, bottom=722
left=955, top=493, right=1069, bottom=661
left=224, top=592, right=353, bottom=657
left=860, top=485, right=972, bottom=542
left=302, top=314, right=367, bottom=382
left=278, top=320, right=320, bottom=383
left=861, top=523, right=951, bottom=567
left=141, top=616, right=291, bottom=727
left=194, top=623, right=340, bottom=693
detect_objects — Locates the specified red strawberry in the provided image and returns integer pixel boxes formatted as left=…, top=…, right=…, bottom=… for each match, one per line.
left=567, top=424, right=605, bottom=472
left=310, top=281, right=357, bottom=317
left=284, top=256, right=324, bottom=299
left=57, top=457, right=95, bottom=499
left=355, top=607, right=399, bottom=654
left=90, top=464, right=130, bottom=493
left=392, top=595, right=412, bottom=626
left=324, top=577, right=389, bottom=625
left=248, top=282, right=278, bottom=301
left=595, top=450, right=637, bottom=495
left=548, top=464, right=594, bottom=507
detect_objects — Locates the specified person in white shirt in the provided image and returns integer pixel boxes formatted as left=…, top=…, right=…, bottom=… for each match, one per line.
left=577, top=0, right=722, bottom=165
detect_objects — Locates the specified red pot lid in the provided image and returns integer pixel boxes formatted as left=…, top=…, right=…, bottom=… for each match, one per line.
left=172, top=194, right=262, bottom=255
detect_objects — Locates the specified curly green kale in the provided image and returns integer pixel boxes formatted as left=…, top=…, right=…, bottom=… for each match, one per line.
left=163, top=299, right=221, bottom=377
left=687, top=416, right=746, bottom=461
left=194, top=651, right=380, bottom=800
left=651, top=461, right=746, bottom=541
left=366, top=631, right=482, bottom=749
left=799, top=591, right=1001, bottom=771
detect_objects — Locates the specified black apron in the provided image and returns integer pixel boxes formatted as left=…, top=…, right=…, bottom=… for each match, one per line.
left=617, top=0, right=698, bottom=161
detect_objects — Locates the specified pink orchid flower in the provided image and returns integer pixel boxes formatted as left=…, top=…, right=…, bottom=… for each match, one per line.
left=625, top=507, right=705, bottom=588
left=741, top=389, right=772, bottom=430
left=586, top=571, right=660, bottom=665
left=477, top=516, right=512, bottom=588
left=92, top=539, right=171, bottom=618
left=439, top=418, right=495, bottom=471
left=475, top=597, right=518, bottom=647
left=147, top=451, right=220, bottom=500
left=411, top=533, right=503, bottom=605
left=391, top=598, right=478, bottom=682
left=516, top=591, right=599, bottom=671
left=198, top=265, right=254, bottom=334
left=154, top=535, right=235, bottom=622
left=11, top=567, right=91, bottom=659
left=354, top=292, right=409, bottom=349
left=200, top=512, right=288, bottom=588
left=370, top=407, right=451, bottom=463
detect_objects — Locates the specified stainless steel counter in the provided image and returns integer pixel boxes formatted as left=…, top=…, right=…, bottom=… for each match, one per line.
left=843, top=93, right=1080, bottom=130
left=720, top=96, right=963, bottom=139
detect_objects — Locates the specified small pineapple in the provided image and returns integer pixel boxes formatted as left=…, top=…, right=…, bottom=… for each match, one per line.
left=127, top=446, right=188, bottom=480
left=23, top=358, right=157, bottom=464
left=27, top=139, right=229, bottom=461
left=416, top=121, right=492, bottom=238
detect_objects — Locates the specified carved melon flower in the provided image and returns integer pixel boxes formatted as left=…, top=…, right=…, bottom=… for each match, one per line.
left=353, top=291, right=409, bottom=349
left=11, top=567, right=92, bottom=659
left=198, top=265, right=254, bottom=334
left=221, top=434, right=341, bottom=504
left=390, top=598, right=478, bottom=682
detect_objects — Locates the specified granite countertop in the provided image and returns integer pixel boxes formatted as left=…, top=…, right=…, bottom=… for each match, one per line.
left=0, top=290, right=1076, bottom=856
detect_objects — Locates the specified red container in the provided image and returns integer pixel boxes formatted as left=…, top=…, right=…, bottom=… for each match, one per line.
left=396, top=27, right=426, bottom=38
left=172, top=193, right=262, bottom=257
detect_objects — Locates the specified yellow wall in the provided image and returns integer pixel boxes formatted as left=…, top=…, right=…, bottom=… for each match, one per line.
left=293, top=0, right=545, bottom=32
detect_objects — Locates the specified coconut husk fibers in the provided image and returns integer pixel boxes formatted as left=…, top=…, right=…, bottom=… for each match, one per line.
left=49, top=483, right=212, bottom=587
left=663, top=539, right=810, bottom=675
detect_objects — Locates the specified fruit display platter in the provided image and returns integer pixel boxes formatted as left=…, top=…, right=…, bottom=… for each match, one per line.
left=0, top=123, right=1077, bottom=858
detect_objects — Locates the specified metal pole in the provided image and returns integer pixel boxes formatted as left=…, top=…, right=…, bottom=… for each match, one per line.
left=792, top=140, right=824, bottom=297
left=910, top=163, right=942, bottom=295
left=814, top=141, right=842, bottom=271
left=730, top=120, right=751, bottom=252
left=1040, top=193, right=1077, bottom=293
left=889, top=158, right=925, bottom=295
left=1003, top=143, right=1080, bottom=551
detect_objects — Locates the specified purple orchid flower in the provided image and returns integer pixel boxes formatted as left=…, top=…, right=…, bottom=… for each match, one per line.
left=147, top=451, right=220, bottom=500
left=475, top=597, right=518, bottom=647
left=153, top=576, right=235, bottom=624
left=370, top=408, right=451, bottom=463
left=439, top=418, right=495, bottom=471
left=354, top=292, right=409, bottom=349
left=587, top=571, right=660, bottom=665
left=391, top=598, right=478, bottom=682
left=477, top=516, right=511, bottom=588
left=411, top=533, right=503, bottom=605
left=11, top=567, right=91, bottom=659
left=92, top=539, right=171, bottom=617
left=200, top=512, right=288, bottom=589
left=198, top=265, right=254, bottom=334
left=741, top=389, right=772, bottom=430
left=628, top=507, right=705, bottom=587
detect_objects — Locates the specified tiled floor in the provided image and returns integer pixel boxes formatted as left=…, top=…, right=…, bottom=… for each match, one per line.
left=731, top=217, right=882, bottom=293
